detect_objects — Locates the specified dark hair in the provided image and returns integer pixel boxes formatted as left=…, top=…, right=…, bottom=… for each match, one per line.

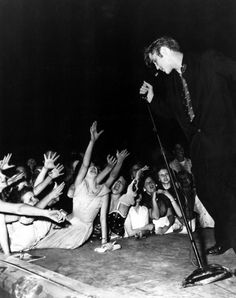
left=144, top=36, right=181, bottom=67
left=18, top=186, right=34, bottom=199
left=139, top=170, right=157, bottom=192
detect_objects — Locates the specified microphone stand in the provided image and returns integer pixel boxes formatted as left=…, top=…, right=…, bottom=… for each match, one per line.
left=145, top=101, right=232, bottom=287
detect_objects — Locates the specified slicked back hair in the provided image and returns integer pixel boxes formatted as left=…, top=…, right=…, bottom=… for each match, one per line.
left=144, top=36, right=181, bottom=67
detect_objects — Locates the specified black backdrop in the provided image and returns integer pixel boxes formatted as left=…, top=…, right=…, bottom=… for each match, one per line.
left=0, top=0, right=235, bottom=164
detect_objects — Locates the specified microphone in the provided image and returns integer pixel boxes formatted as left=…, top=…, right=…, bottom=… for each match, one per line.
left=140, top=92, right=148, bottom=101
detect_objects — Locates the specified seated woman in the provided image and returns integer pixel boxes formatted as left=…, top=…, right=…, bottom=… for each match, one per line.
left=156, top=167, right=197, bottom=233
left=141, top=170, right=182, bottom=235
left=124, top=193, right=154, bottom=238
left=91, top=149, right=130, bottom=239
left=6, top=182, right=65, bottom=252
left=108, top=178, right=136, bottom=237
left=0, top=196, right=64, bottom=255
left=108, top=166, right=148, bottom=237
left=33, top=121, right=115, bottom=250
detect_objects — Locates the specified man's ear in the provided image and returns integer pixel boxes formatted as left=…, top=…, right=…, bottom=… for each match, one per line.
left=160, top=46, right=170, bottom=57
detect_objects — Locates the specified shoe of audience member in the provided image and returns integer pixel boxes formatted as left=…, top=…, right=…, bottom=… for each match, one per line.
left=206, top=244, right=230, bottom=255
left=94, top=242, right=121, bottom=253
left=110, top=233, right=122, bottom=240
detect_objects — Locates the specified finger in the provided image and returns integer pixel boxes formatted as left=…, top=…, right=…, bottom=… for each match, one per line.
left=47, top=151, right=52, bottom=159
left=98, top=130, right=104, bottom=137
left=58, top=165, right=64, bottom=171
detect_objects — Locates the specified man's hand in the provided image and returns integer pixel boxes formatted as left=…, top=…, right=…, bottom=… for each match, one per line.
left=139, top=81, right=154, bottom=103
left=90, top=121, right=104, bottom=142
left=43, top=151, right=60, bottom=170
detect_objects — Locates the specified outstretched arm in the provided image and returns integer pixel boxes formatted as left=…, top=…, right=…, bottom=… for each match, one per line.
left=34, top=152, right=60, bottom=188
left=0, top=173, right=24, bottom=193
left=105, top=149, right=130, bottom=188
left=33, top=164, right=64, bottom=196
left=96, top=155, right=117, bottom=184
left=36, top=182, right=65, bottom=209
left=74, top=121, right=103, bottom=187
left=0, top=200, right=64, bottom=223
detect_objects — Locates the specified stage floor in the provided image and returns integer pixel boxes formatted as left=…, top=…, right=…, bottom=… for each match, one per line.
left=21, top=228, right=236, bottom=297
left=26, top=229, right=236, bottom=298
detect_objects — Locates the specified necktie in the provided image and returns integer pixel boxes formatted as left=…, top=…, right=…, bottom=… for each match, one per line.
left=179, top=68, right=195, bottom=122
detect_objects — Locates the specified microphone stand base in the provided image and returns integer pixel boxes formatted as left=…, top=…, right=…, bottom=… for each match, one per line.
left=182, top=264, right=233, bottom=287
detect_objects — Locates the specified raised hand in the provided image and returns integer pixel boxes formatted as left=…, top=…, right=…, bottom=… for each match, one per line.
left=43, top=151, right=60, bottom=170
left=7, top=172, right=25, bottom=185
left=48, top=164, right=64, bottom=179
left=127, top=179, right=138, bottom=196
left=90, top=121, right=104, bottom=142
left=106, top=155, right=117, bottom=169
left=135, top=165, right=149, bottom=180
left=0, top=153, right=15, bottom=170
left=50, top=182, right=65, bottom=200
left=116, top=149, right=130, bottom=162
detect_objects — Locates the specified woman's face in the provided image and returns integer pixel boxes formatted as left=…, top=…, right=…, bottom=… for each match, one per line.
left=158, top=169, right=170, bottom=184
left=87, top=165, right=98, bottom=178
left=111, top=176, right=126, bottom=195
left=130, top=164, right=141, bottom=179
left=144, top=177, right=156, bottom=194
left=21, top=191, right=39, bottom=206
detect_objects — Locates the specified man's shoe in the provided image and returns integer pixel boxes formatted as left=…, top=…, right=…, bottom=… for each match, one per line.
left=206, top=244, right=229, bottom=255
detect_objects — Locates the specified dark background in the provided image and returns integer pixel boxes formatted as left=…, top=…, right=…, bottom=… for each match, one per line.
left=0, top=0, right=235, bottom=165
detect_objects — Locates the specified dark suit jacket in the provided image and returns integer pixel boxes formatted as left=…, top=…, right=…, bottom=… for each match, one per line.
left=150, top=50, right=236, bottom=162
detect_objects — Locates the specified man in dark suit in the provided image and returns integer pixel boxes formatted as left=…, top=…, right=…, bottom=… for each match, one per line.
left=140, top=36, right=236, bottom=255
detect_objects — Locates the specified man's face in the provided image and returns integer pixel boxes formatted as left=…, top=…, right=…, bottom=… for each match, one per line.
left=149, top=49, right=173, bottom=74
left=175, top=144, right=184, bottom=160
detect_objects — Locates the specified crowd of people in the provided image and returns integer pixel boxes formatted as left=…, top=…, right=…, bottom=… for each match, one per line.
left=0, top=121, right=214, bottom=256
